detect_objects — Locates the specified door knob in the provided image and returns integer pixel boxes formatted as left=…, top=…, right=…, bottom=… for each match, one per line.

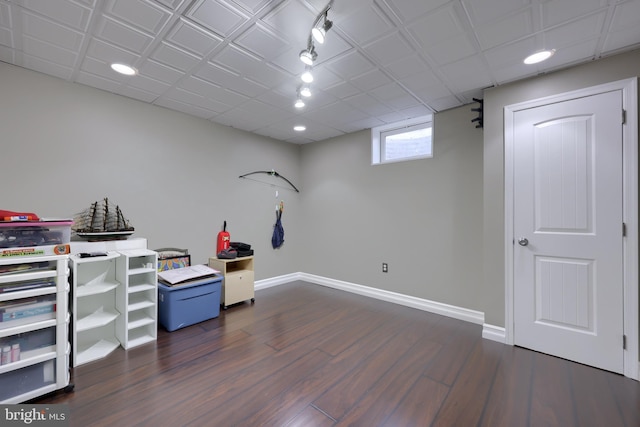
left=518, top=237, right=529, bottom=246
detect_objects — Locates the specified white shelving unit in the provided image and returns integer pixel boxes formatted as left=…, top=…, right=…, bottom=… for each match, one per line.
left=115, top=249, right=158, bottom=349
left=0, top=255, right=71, bottom=403
left=69, top=252, right=120, bottom=367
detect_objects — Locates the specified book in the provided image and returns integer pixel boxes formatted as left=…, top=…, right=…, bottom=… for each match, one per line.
left=158, top=264, right=219, bottom=285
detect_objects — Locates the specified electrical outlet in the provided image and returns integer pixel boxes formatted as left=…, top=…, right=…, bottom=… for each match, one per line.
left=382, top=263, right=388, bottom=273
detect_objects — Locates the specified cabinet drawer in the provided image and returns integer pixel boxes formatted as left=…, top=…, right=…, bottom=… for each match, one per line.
left=0, top=359, right=55, bottom=401
left=224, top=270, right=254, bottom=304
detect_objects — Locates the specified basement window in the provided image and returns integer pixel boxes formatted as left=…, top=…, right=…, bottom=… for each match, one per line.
left=372, top=115, right=433, bottom=165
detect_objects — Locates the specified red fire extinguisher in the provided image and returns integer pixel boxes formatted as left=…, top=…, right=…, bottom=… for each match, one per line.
left=217, top=220, right=230, bottom=253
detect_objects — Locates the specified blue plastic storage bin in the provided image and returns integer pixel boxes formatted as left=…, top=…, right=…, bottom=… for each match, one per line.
left=158, top=276, right=222, bottom=331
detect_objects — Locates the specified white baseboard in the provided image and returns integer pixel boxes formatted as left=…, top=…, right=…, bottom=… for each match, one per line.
left=260, top=272, right=485, bottom=325
left=482, top=324, right=506, bottom=343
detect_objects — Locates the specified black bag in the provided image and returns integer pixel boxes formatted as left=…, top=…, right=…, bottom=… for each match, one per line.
left=272, top=209, right=284, bottom=249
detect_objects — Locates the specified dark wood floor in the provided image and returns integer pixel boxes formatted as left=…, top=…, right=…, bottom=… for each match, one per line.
left=33, top=281, right=640, bottom=426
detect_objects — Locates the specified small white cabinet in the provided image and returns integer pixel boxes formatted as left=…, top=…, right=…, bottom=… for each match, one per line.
left=0, top=255, right=71, bottom=403
left=69, top=252, right=120, bottom=367
left=115, top=249, right=158, bottom=349
left=208, top=256, right=254, bottom=309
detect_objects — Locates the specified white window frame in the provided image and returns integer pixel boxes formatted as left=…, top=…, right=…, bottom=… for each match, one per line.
left=371, top=114, right=433, bottom=165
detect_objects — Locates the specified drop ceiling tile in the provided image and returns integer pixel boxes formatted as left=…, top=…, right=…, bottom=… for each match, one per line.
left=544, top=11, right=607, bottom=48
left=426, top=33, right=476, bottom=66
left=233, top=22, right=291, bottom=60
left=0, top=27, right=12, bottom=47
left=155, top=96, right=216, bottom=119
left=229, top=0, right=276, bottom=15
left=381, top=92, right=421, bottom=110
left=407, top=5, right=465, bottom=48
left=474, top=9, right=533, bottom=50
left=363, top=31, right=414, bottom=66
left=138, top=58, right=184, bottom=85
left=21, top=11, right=85, bottom=51
left=85, top=37, right=141, bottom=66
left=427, top=95, right=462, bottom=112
left=179, top=75, right=249, bottom=106
left=335, top=2, right=395, bottom=45
left=323, top=50, right=375, bottom=81
left=21, top=53, right=73, bottom=80
left=380, top=0, right=449, bottom=23
left=96, top=16, right=153, bottom=54
left=309, top=101, right=368, bottom=126
left=164, top=86, right=231, bottom=113
left=261, top=0, right=314, bottom=41
left=439, top=55, right=493, bottom=93
left=345, top=93, right=395, bottom=116
left=385, top=55, right=431, bottom=80
left=462, top=0, right=529, bottom=25
left=602, top=26, right=640, bottom=53
left=269, top=46, right=305, bottom=75
left=312, top=33, right=354, bottom=64
left=15, top=0, right=92, bottom=31
left=542, top=0, right=607, bottom=28
left=165, top=18, right=223, bottom=57
left=196, top=62, right=267, bottom=97
left=104, top=0, right=171, bottom=35
left=155, top=0, right=184, bottom=10
left=321, top=80, right=360, bottom=100
left=114, top=84, right=160, bottom=102
left=368, top=81, right=411, bottom=102
left=126, top=74, right=171, bottom=96
left=186, top=0, right=248, bottom=38
left=483, top=37, right=537, bottom=83
left=150, top=41, right=200, bottom=72
left=398, top=70, right=441, bottom=92
left=1, top=3, right=12, bottom=28
left=410, top=84, right=456, bottom=103
left=610, top=1, right=640, bottom=29
left=308, top=67, right=342, bottom=91
left=76, top=70, right=124, bottom=93
left=349, top=68, right=392, bottom=91
left=213, top=44, right=289, bottom=87
left=22, top=35, right=77, bottom=67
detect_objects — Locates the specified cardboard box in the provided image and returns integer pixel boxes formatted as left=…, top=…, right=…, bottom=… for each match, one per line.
left=158, top=276, right=222, bottom=332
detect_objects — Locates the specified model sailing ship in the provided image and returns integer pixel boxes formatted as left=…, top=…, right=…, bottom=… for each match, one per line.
left=72, top=198, right=134, bottom=240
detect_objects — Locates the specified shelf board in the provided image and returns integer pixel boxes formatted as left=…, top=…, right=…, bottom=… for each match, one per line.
left=77, top=309, right=119, bottom=331
left=0, top=317, right=57, bottom=338
left=125, top=334, right=155, bottom=349
left=128, top=283, right=156, bottom=293
left=76, top=280, right=119, bottom=297
left=128, top=300, right=154, bottom=312
left=128, top=316, right=154, bottom=330
left=0, top=346, right=56, bottom=375
left=1, top=383, right=57, bottom=404
left=0, top=269, right=57, bottom=285
left=76, top=338, right=120, bottom=366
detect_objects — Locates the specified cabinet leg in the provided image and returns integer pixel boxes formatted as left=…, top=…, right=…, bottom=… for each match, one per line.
left=251, top=298, right=255, bottom=304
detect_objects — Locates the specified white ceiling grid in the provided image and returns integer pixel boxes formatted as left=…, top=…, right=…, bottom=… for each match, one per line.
left=0, top=0, right=639, bottom=143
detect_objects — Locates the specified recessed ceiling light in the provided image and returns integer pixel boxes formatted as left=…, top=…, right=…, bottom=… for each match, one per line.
left=110, top=63, right=137, bottom=75
left=294, top=125, right=306, bottom=132
left=524, top=49, right=556, bottom=65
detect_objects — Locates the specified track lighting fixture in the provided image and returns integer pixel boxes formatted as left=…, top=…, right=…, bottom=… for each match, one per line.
left=312, top=14, right=333, bottom=45
left=299, top=47, right=317, bottom=66
left=301, top=68, right=314, bottom=83
left=300, top=86, right=311, bottom=97
left=295, top=98, right=305, bottom=108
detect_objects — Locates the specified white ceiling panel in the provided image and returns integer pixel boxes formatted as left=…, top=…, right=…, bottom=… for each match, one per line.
left=165, top=18, right=223, bottom=57
left=16, top=0, right=92, bottom=31
left=1, top=0, right=639, bottom=144
left=104, top=0, right=171, bottom=35
left=186, top=0, right=248, bottom=37
left=96, top=16, right=153, bottom=54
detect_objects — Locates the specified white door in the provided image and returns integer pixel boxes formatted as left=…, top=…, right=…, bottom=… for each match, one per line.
left=513, top=90, right=624, bottom=373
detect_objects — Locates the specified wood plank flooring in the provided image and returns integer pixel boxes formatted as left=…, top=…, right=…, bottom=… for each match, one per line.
left=33, top=281, right=640, bottom=426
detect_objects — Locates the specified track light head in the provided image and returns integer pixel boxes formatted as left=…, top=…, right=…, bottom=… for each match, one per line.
left=299, top=47, right=317, bottom=66
left=301, top=68, right=314, bottom=83
left=312, top=19, right=333, bottom=44
left=300, top=86, right=312, bottom=97
left=294, top=98, right=305, bottom=108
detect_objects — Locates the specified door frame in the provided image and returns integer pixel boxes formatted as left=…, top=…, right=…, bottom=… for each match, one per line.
left=504, top=78, right=638, bottom=380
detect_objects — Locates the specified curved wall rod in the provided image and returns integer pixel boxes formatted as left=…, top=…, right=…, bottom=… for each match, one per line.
left=239, top=169, right=300, bottom=193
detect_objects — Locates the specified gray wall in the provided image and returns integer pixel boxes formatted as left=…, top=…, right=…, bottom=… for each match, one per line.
left=483, top=48, right=640, bottom=326
left=299, top=106, right=484, bottom=311
left=0, top=62, right=302, bottom=279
